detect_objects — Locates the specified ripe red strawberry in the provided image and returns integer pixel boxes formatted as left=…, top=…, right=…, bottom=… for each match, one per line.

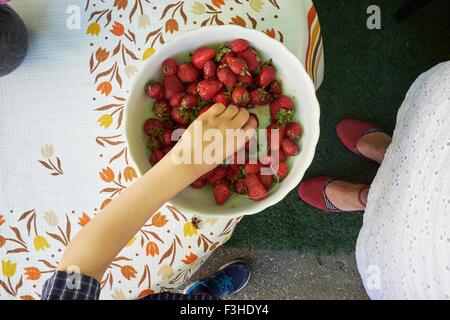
left=197, top=79, right=223, bottom=101
left=232, top=86, right=250, bottom=107
left=269, top=80, right=282, bottom=95
left=217, top=65, right=237, bottom=87
left=244, top=163, right=261, bottom=175
left=170, top=107, right=190, bottom=124
left=203, top=60, right=217, bottom=79
left=152, top=100, right=171, bottom=117
left=213, top=182, right=232, bottom=205
left=245, top=174, right=267, bottom=201
left=238, top=48, right=261, bottom=72
left=226, top=56, right=248, bottom=76
left=207, top=166, right=227, bottom=186
left=257, top=65, right=276, bottom=88
left=226, top=165, right=241, bottom=181
left=220, top=52, right=235, bottom=64
left=169, top=92, right=185, bottom=108
left=143, top=118, right=164, bottom=136
left=237, top=74, right=253, bottom=87
left=163, top=120, right=174, bottom=130
left=249, top=88, right=273, bottom=105
left=161, top=130, right=173, bottom=146
left=234, top=178, right=248, bottom=195
left=281, top=138, right=300, bottom=156
left=149, top=149, right=164, bottom=166
left=266, top=124, right=286, bottom=150
left=201, top=169, right=215, bottom=181
left=286, top=122, right=302, bottom=139
left=230, top=39, right=249, bottom=53
left=274, top=161, right=288, bottom=180
left=269, top=95, right=294, bottom=124
left=180, top=94, right=197, bottom=109
left=147, top=135, right=162, bottom=151
left=161, top=145, right=173, bottom=155
left=192, top=47, right=216, bottom=69
left=191, top=178, right=206, bottom=189
left=259, top=174, right=273, bottom=189
left=163, top=75, right=184, bottom=100
left=214, top=92, right=230, bottom=106
left=177, top=63, right=199, bottom=83
left=186, top=82, right=198, bottom=95
left=162, top=59, right=178, bottom=77
left=145, top=82, right=164, bottom=100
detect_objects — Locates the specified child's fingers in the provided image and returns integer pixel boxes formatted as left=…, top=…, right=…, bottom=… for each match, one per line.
left=232, top=108, right=250, bottom=128
left=242, top=115, right=258, bottom=131
left=221, top=104, right=239, bottom=119
left=208, top=103, right=226, bottom=116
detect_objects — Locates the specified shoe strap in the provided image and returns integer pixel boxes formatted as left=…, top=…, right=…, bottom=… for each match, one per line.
left=323, top=178, right=344, bottom=213
left=357, top=186, right=370, bottom=207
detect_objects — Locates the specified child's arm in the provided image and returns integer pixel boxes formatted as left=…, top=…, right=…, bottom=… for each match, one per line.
left=57, top=104, right=256, bottom=282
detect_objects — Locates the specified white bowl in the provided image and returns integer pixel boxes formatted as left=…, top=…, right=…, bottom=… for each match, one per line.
left=125, top=25, right=320, bottom=218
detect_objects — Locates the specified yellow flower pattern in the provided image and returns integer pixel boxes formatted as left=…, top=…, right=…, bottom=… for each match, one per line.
left=34, top=236, right=50, bottom=251
left=87, top=22, right=101, bottom=36
left=2, top=260, right=17, bottom=278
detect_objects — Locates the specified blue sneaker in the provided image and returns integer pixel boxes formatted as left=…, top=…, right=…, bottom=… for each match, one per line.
left=184, top=260, right=251, bottom=299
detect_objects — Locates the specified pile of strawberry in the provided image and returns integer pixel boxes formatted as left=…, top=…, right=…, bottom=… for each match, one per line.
left=143, top=38, right=302, bottom=206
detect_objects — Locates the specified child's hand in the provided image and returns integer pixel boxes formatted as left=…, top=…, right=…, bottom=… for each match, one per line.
left=169, top=103, right=258, bottom=179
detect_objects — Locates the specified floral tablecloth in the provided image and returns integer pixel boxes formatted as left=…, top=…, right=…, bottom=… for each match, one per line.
left=0, top=0, right=323, bottom=300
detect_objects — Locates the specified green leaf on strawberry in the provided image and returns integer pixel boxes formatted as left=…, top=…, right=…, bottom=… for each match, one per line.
left=276, top=109, right=293, bottom=125
left=215, top=44, right=231, bottom=62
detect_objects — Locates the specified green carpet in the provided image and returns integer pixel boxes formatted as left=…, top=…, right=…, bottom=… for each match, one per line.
left=226, top=0, right=450, bottom=253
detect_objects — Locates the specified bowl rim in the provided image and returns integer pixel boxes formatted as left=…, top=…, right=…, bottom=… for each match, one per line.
left=124, top=25, right=321, bottom=217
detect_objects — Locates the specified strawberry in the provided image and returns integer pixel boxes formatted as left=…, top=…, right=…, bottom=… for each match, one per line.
left=191, top=178, right=206, bottom=189
left=234, top=178, right=248, bottom=195
left=286, top=122, right=302, bottom=140
left=269, top=95, right=294, bottom=124
left=237, top=74, right=253, bottom=87
left=245, top=174, right=267, bottom=201
left=230, top=39, right=249, bottom=53
left=163, top=75, right=184, bottom=100
left=244, top=163, right=261, bottom=175
left=161, top=145, right=173, bottom=155
left=203, top=60, right=217, bottom=79
left=226, top=165, right=241, bottom=181
left=147, top=135, right=162, bottom=151
left=231, top=86, right=250, bottom=107
left=226, top=56, right=248, bottom=76
left=259, top=174, right=273, bottom=189
left=170, top=107, right=190, bottom=124
left=249, top=88, right=273, bottom=105
left=217, top=65, right=237, bottom=87
left=162, top=59, right=178, bottom=77
left=186, top=82, right=198, bottom=95
left=238, top=48, right=261, bottom=72
left=207, top=166, right=227, bottom=186
left=149, top=149, right=164, bottom=166
left=274, top=161, right=288, bottom=180
left=145, top=82, right=164, bottom=100
left=192, top=47, right=216, bottom=69
left=177, top=63, right=199, bottom=83
left=180, top=94, right=197, bottom=109
left=152, top=100, right=171, bottom=117
left=197, top=79, right=223, bottom=101
left=269, top=80, right=282, bottom=95
left=281, top=138, right=300, bottom=156
left=143, top=118, right=164, bottom=136
left=163, top=120, right=175, bottom=130
left=169, top=92, right=185, bottom=108
left=161, top=130, right=173, bottom=146
left=256, top=65, right=276, bottom=88
left=213, top=182, right=232, bottom=205
left=214, top=92, right=230, bottom=106
left=266, top=124, right=286, bottom=150
left=219, top=52, right=235, bottom=64
left=201, top=169, right=215, bottom=181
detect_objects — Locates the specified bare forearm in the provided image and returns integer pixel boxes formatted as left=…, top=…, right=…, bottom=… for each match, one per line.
left=58, top=154, right=200, bottom=282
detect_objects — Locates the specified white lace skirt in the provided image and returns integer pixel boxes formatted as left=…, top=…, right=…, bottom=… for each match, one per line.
left=356, top=62, right=450, bottom=300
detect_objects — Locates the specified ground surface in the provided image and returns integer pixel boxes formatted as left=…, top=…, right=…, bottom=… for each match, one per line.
left=226, top=0, right=450, bottom=253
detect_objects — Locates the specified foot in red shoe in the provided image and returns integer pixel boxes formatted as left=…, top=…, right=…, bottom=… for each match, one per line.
left=336, top=119, right=392, bottom=164
left=298, top=177, right=370, bottom=213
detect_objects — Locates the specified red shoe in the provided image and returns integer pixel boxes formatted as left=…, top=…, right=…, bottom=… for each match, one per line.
left=336, top=119, right=382, bottom=158
left=298, top=176, right=370, bottom=213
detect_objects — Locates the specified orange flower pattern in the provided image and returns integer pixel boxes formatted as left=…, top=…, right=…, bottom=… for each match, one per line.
left=1, top=0, right=323, bottom=300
